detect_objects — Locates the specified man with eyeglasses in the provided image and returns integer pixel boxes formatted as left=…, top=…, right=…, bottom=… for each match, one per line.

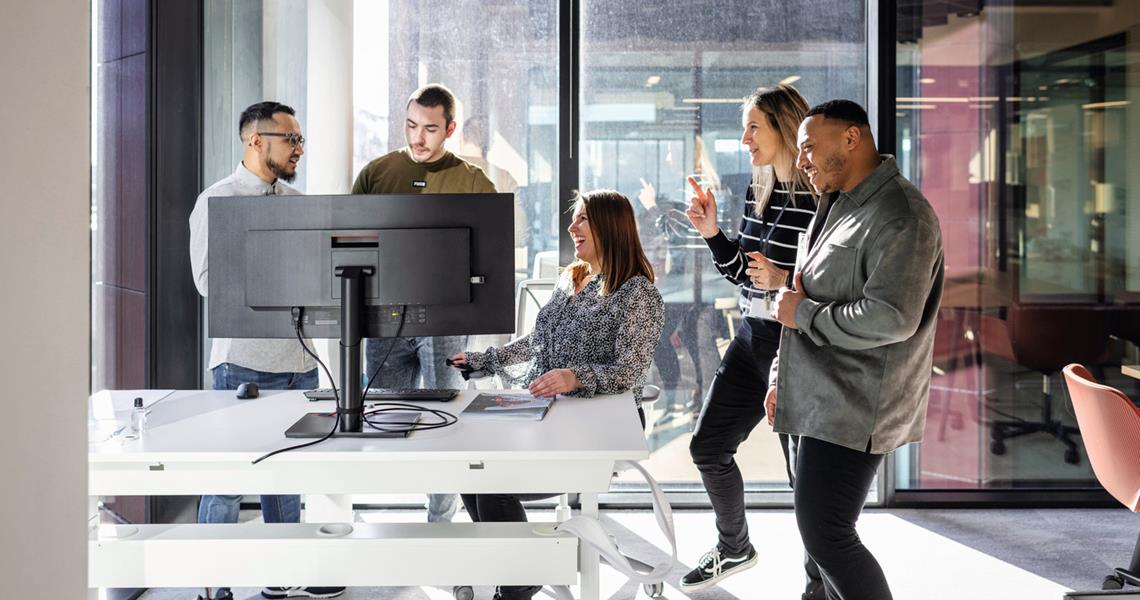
left=188, top=101, right=344, bottom=600
left=351, top=83, right=496, bottom=526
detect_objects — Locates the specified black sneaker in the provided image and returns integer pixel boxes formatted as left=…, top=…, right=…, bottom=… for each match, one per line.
left=679, top=545, right=759, bottom=592
left=802, top=579, right=826, bottom=600
left=197, top=589, right=233, bottom=600
left=261, top=587, right=345, bottom=599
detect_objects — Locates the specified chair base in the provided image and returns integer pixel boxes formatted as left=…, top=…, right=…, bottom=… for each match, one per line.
left=990, top=385, right=1082, bottom=464
left=990, top=418, right=1081, bottom=464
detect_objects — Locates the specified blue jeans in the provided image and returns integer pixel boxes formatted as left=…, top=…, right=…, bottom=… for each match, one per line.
left=365, top=336, right=465, bottom=523
left=364, top=335, right=468, bottom=389
left=198, top=363, right=318, bottom=526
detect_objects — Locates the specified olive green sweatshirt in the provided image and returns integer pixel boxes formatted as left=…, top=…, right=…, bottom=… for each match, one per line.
left=351, top=148, right=496, bottom=194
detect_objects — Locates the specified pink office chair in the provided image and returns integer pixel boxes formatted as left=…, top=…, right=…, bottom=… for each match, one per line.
left=1062, top=364, right=1140, bottom=591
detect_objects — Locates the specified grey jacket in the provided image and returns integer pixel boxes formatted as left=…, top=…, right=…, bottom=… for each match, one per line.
left=770, top=156, right=944, bottom=454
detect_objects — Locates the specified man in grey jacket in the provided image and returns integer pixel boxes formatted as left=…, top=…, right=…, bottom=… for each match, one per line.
left=767, top=100, right=944, bottom=600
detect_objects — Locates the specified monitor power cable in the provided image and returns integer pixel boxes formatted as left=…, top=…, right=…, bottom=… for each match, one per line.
left=252, top=305, right=457, bottom=464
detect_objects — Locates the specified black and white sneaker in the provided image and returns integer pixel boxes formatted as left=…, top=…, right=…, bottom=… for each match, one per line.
left=679, top=545, right=758, bottom=592
left=261, top=586, right=345, bottom=599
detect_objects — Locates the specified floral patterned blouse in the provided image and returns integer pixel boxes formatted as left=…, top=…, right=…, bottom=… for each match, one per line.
left=465, top=272, right=664, bottom=407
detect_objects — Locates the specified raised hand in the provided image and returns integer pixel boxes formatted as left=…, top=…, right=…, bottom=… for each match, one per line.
left=745, top=251, right=789, bottom=290
left=685, top=176, right=720, bottom=238
left=637, top=177, right=658, bottom=211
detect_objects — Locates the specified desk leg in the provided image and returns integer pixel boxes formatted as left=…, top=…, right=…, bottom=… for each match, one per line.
left=303, top=494, right=354, bottom=523
left=88, top=495, right=100, bottom=600
left=578, top=492, right=600, bottom=600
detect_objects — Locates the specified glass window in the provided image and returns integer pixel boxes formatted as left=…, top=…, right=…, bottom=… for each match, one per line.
left=580, top=0, right=868, bottom=494
left=200, top=0, right=870, bottom=503
left=894, top=2, right=1139, bottom=491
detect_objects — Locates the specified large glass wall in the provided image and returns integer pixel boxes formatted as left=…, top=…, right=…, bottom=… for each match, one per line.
left=200, top=0, right=866, bottom=502
left=894, top=1, right=1140, bottom=491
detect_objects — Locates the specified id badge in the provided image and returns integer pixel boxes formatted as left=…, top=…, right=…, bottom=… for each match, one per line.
left=794, top=232, right=809, bottom=273
left=747, top=293, right=775, bottom=319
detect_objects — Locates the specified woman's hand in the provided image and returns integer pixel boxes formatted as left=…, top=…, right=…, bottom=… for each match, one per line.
left=448, top=352, right=467, bottom=367
left=685, top=176, right=720, bottom=239
left=528, top=369, right=582, bottom=398
left=745, top=251, right=789, bottom=290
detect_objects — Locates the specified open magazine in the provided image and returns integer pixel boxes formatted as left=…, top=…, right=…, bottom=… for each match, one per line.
left=462, top=392, right=555, bottom=421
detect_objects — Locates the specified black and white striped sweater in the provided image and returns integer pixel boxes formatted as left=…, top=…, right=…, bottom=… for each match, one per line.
left=704, top=181, right=817, bottom=315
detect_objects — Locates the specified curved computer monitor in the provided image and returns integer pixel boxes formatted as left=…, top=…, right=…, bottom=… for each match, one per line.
left=208, top=193, right=516, bottom=340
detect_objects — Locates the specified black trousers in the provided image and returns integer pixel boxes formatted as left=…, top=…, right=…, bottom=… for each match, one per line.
left=794, top=436, right=891, bottom=600
left=462, top=409, right=646, bottom=600
left=689, top=317, right=821, bottom=588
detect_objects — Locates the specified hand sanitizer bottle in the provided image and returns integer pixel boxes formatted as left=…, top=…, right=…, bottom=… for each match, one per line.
left=130, top=397, right=147, bottom=436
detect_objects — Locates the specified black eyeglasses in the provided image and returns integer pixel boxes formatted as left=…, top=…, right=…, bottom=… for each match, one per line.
left=256, top=132, right=305, bottom=148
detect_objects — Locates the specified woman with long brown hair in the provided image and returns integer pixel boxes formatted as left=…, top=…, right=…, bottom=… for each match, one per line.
left=681, top=84, right=823, bottom=598
left=448, top=189, right=664, bottom=600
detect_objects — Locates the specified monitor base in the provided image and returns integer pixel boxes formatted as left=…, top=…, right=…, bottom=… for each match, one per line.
left=284, top=412, right=420, bottom=439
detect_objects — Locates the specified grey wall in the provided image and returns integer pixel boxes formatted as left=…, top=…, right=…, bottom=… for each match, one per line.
left=0, top=0, right=90, bottom=597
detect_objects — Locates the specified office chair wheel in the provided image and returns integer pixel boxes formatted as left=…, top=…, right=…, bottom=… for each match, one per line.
left=1103, top=574, right=1125, bottom=590
left=990, top=440, right=1006, bottom=455
left=644, top=582, right=664, bottom=598
left=452, top=585, right=474, bottom=600
left=1064, top=448, right=1080, bottom=465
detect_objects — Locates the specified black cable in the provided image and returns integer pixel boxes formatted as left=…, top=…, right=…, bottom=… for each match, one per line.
left=361, top=402, right=458, bottom=433
left=251, top=315, right=344, bottom=464
left=252, top=305, right=409, bottom=465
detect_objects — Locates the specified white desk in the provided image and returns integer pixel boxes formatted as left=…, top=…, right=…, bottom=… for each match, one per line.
left=88, top=389, right=648, bottom=598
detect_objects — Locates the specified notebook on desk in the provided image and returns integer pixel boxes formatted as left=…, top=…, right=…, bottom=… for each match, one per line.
left=461, top=392, right=555, bottom=421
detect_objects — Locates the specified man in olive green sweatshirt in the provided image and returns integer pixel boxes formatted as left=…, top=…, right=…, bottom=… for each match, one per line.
left=352, top=83, right=495, bottom=524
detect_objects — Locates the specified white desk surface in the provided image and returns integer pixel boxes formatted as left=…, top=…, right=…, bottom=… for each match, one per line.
left=88, top=389, right=648, bottom=496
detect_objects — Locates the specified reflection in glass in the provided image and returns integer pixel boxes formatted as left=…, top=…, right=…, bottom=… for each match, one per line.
left=894, top=2, right=1139, bottom=491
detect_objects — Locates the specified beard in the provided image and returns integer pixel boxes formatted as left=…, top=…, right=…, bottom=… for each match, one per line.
left=266, top=155, right=297, bottom=183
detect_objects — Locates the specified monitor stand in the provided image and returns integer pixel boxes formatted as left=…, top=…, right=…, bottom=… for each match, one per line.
left=286, top=265, right=394, bottom=438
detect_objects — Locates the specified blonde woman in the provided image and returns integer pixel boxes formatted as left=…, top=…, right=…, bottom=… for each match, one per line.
left=681, top=84, right=823, bottom=598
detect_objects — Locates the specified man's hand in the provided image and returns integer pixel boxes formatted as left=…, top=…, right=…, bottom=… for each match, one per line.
left=745, top=251, right=789, bottom=290
left=447, top=352, right=467, bottom=367
left=685, top=176, right=720, bottom=238
left=765, top=386, right=777, bottom=427
left=773, top=272, right=806, bottom=329
left=528, top=368, right=582, bottom=397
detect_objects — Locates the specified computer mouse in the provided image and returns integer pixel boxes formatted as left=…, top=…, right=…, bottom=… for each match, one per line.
left=235, top=382, right=260, bottom=399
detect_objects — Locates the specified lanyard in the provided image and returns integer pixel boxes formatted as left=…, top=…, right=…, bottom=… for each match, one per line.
left=760, top=189, right=794, bottom=256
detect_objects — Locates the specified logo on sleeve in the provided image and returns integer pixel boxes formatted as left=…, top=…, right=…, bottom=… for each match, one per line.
left=413, top=180, right=427, bottom=188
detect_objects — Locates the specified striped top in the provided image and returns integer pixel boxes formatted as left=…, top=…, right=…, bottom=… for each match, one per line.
left=704, top=181, right=817, bottom=314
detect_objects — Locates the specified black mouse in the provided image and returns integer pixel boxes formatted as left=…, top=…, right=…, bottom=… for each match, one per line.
left=235, top=382, right=260, bottom=399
